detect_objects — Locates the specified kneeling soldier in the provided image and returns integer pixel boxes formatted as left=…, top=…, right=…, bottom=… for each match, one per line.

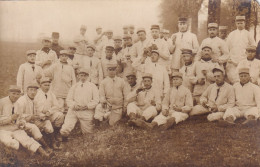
left=190, top=66, right=235, bottom=121
left=60, top=68, right=99, bottom=137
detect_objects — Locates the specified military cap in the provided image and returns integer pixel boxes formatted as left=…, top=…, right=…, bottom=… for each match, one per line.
left=26, top=50, right=36, bottom=56
left=9, top=85, right=21, bottom=92
left=212, top=65, right=225, bottom=74
left=178, top=17, right=188, bottom=22
left=106, top=63, right=118, bottom=69
left=113, top=36, right=122, bottom=41
left=105, top=30, right=113, bottom=33
left=208, top=23, right=218, bottom=28
left=125, top=71, right=136, bottom=78
left=123, top=34, right=132, bottom=39
left=236, top=16, right=246, bottom=21
left=142, top=73, right=153, bottom=79
left=219, top=26, right=228, bottom=31
left=87, top=44, right=96, bottom=51
left=136, top=28, right=146, bottom=34
left=105, top=45, right=114, bottom=50
left=129, top=25, right=135, bottom=28
left=150, top=24, right=160, bottom=30
left=151, top=50, right=159, bottom=55
left=201, top=43, right=212, bottom=50
left=181, top=48, right=193, bottom=55
left=42, top=36, right=51, bottom=42
left=27, top=82, right=39, bottom=89
left=171, top=72, right=183, bottom=78
left=78, top=68, right=89, bottom=75
left=80, top=25, right=87, bottom=30
left=52, top=32, right=60, bottom=38
left=68, top=43, right=77, bottom=49
left=40, top=77, right=51, bottom=84
left=60, top=50, right=70, bottom=55
left=123, top=25, right=128, bottom=29
left=238, top=68, right=249, bottom=74
left=96, top=26, right=102, bottom=30
left=246, top=45, right=256, bottom=51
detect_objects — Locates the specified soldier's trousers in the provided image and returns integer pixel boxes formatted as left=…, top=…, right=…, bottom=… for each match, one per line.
left=190, top=105, right=224, bottom=121
left=223, top=107, right=259, bottom=121
left=153, top=110, right=189, bottom=126
left=127, top=103, right=157, bottom=121
left=94, top=104, right=122, bottom=126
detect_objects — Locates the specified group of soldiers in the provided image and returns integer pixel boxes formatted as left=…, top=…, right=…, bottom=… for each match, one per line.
left=1, top=15, right=260, bottom=158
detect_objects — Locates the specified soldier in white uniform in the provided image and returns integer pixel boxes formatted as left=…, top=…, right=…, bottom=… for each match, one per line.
left=226, top=16, right=256, bottom=84
left=171, top=17, right=199, bottom=71
left=60, top=68, right=99, bottom=136
left=17, top=50, right=43, bottom=94
left=123, top=25, right=129, bottom=35
left=74, top=25, right=88, bottom=46
left=44, top=50, right=76, bottom=112
left=93, top=26, right=106, bottom=59
left=222, top=68, right=260, bottom=126
left=128, top=25, right=139, bottom=43
left=218, top=26, right=228, bottom=41
left=100, top=45, right=118, bottom=79
left=132, top=28, right=151, bottom=59
left=152, top=72, right=193, bottom=130
left=35, top=37, right=58, bottom=70
left=236, top=45, right=260, bottom=86
left=196, top=23, right=229, bottom=64
left=190, top=66, right=235, bottom=122
left=94, top=63, right=128, bottom=126
left=0, top=85, right=50, bottom=157
left=98, top=30, right=114, bottom=59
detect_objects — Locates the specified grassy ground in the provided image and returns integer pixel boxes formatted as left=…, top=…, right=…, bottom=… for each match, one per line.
left=0, top=41, right=260, bottom=167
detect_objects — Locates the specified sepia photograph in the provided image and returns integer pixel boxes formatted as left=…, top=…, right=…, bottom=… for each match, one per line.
left=0, top=0, right=260, bottom=166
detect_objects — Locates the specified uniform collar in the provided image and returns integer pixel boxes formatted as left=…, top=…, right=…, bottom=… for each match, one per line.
left=240, top=81, right=250, bottom=87
left=41, top=47, right=50, bottom=54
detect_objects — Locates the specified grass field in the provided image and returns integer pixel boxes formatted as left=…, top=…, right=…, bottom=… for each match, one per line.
left=0, top=41, right=260, bottom=167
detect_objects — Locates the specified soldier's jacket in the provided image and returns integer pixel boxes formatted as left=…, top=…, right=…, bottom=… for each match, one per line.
left=162, top=85, right=193, bottom=111
left=179, top=63, right=197, bottom=92
left=0, top=96, right=20, bottom=127
left=200, top=82, right=235, bottom=112
left=100, top=56, right=118, bottom=79
left=35, top=49, right=57, bottom=70
left=17, top=62, right=43, bottom=93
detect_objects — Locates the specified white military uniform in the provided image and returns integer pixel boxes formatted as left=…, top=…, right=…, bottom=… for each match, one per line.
left=35, top=49, right=57, bottom=70
left=223, top=82, right=260, bottom=120
left=60, top=81, right=99, bottom=135
left=226, top=29, right=256, bottom=84
left=0, top=96, right=41, bottom=152
left=153, top=85, right=193, bottom=125
left=17, top=62, right=43, bottom=93
left=100, top=56, right=118, bottom=79
left=179, top=63, right=197, bottom=92
left=171, top=31, right=199, bottom=70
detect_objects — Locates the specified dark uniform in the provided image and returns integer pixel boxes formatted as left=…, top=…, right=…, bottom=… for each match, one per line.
left=51, top=32, right=64, bottom=58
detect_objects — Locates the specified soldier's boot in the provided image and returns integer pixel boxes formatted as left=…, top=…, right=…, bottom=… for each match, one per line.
left=50, top=133, right=62, bottom=150
left=158, top=117, right=176, bottom=131
left=242, top=115, right=257, bottom=126
left=218, top=116, right=235, bottom=127
left=37, top=146, right=51, bottom=158
left=38, top=137, right=53, bottom=153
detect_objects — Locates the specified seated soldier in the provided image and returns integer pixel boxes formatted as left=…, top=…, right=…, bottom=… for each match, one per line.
left=0, top=85, right=50, bottom=157
left=152, top=72, right=193, bottom=130
left=192, top=43, right=218, bottom=104
left=60, top=68, right=99, bottom=137
left=16, top=82, right=54, bottom=152
left=34, top=77, right=65, bottom=149
left=222, top=68, right=260, bottom=126
left=236, top=45, right=260, bottom=86
left=127, top=73, right=162, bottom=128
left=94, top=63, right=127, bottom=126
left=17, top=50, right=43, bottom=94
left=190, top=66, right=235, bottom=122
left=179, top=48, right=197, bottom=92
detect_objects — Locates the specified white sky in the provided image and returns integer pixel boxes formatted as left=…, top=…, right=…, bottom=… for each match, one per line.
left=0, top=0, right=161, bottom=43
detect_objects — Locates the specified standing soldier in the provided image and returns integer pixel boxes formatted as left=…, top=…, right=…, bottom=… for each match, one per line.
left=149, top=24, right=170, bottom=68
left=128, top=25, right=139, bottom=43
left=100, top=45, right=118, bottom=79
left=113, top=36, right=124, bottom=77
left=60, top=68, right=99, bottom=137
left=44, top=50, right=76, bottom=112
left=67, top=43, right=80, bottom=72
left=51, top=32, right=64, bottom=58
left=222, top=68, right=260, bottom=126
left=218, top=26, right=228, bottom=41
left=0, top=85, right=51, bottom=157
left=190, top=66, right=235, bottom=122
left=94, top=63, right=128, bottom=126
left=75, top=25, right=89, bottom=45
left=93, top=26, right=105, bottom=59
left=80, top=45, right=103, bottom=86
left=196, top=23, right=229, bottom=65
left=121, top=34, right=135, bottom=78
left=171, top=17, right=199, bottom=71
left=98, top=30, right=114, bottom=59
left=123, top=25, right=129, bottom=35
left=226, top=15, right=256, bottom=84
left=36, top=37, right=58, bottom=70
left=17, top=50, right=43, bottom=94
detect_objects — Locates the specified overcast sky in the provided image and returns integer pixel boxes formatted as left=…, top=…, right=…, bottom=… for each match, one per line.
left=0, top=0, right=161, bottom=43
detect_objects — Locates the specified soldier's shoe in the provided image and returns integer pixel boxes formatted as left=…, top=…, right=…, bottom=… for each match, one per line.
left=134, top=119, right=154, bottom=129
left=158, top=117, right=176, bottom=131
left=218, top=117, right=235, bottom=127
left=242, top=119, right=257, bottom=126
left=37, top=147, right=51, bottom=158
left=38, top=138, right=53, bottom=153
left=127, top=119, right=137, bottom=127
